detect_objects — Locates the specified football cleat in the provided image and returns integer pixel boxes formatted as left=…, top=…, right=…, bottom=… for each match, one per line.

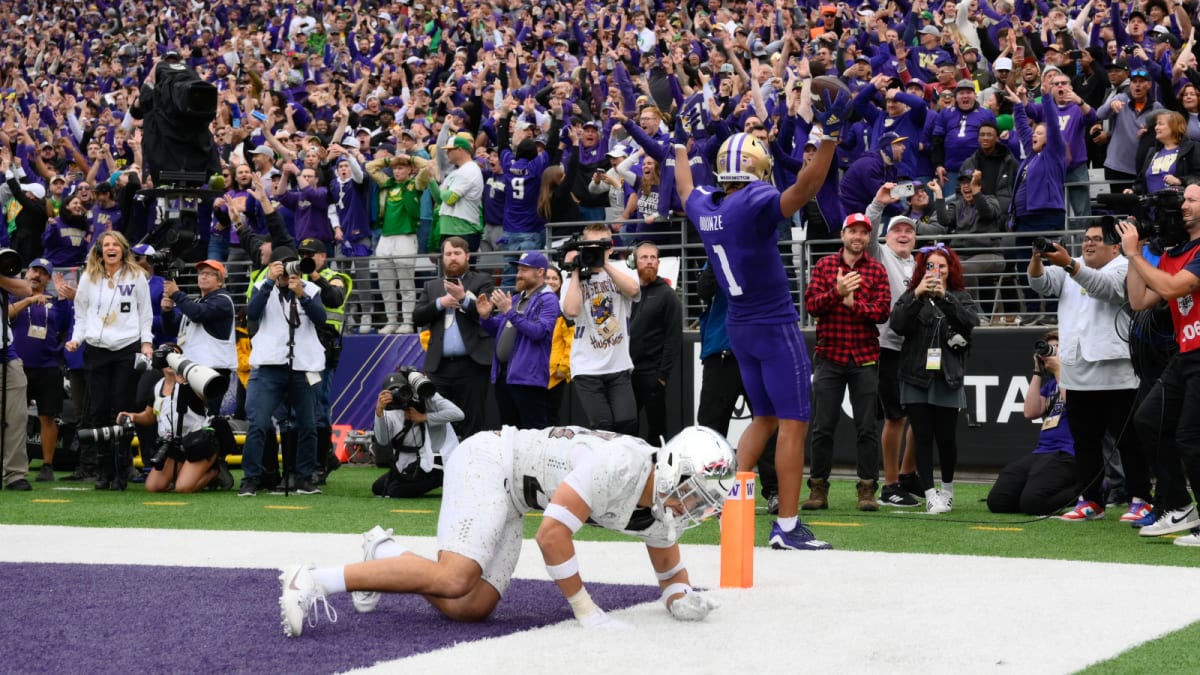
left=352, top=526, right=397, bottom=613
left=715, top=133, right=773, bottom=183
left=280, top=564, right=337, bottom=638
left=768, top=520, right=833, bottom=550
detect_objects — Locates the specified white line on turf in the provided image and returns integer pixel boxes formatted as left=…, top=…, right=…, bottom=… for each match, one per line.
left=4, top=525, right=1198, bottom=674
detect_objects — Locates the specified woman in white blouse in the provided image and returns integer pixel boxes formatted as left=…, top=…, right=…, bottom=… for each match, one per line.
left=66, top=231, right=154, bottom=490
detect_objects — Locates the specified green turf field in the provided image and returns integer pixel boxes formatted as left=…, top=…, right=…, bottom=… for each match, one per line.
left=4, top=464, right=1198, bottom=672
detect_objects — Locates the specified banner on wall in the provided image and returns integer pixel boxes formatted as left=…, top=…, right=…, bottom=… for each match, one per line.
left=330, top=335, right=427, bottom=430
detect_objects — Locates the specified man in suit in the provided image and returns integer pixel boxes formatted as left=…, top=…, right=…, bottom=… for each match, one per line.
left=413, top=236, right=495, bottom=438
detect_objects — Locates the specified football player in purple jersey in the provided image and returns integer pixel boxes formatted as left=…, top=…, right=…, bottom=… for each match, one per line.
left=673, top=85, right=851, bottom=551
left=279, top=426, right=735, bottom=636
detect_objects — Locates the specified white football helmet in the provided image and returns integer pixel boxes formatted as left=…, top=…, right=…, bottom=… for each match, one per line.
left=715, top=132, right=773, bottom=183
left=654, top=426, right=737, bottom=537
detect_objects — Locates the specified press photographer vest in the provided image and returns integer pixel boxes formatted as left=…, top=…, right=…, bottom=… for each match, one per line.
left=1161, top=242, right=1200, bottom=354
left=318, top=267, right=352, bottom=334
left=178, top=291, right=237, bottom=369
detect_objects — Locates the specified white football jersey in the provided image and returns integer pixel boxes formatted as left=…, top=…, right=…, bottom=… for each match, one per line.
left=503, top=427, right=674, bottom=546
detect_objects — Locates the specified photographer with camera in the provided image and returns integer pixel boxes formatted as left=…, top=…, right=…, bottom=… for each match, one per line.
left=66, top=231, right=155, bottom=490
left=1121, top=184, right=1200, bottom=542
left=987, top=331, right=1080, bottom=516
left=116, top=344, right=230, bottom=493
left=239, top=246, right=326, bottom=496
left=161, top=260, right=236, bottom=415
left=559, top=224, right=642, bottom=435
left=297, top=238, right=351, bottom=483
left=370, top=368, right=464, bottom=498
left=1028, top=223, right=1151, bottom=522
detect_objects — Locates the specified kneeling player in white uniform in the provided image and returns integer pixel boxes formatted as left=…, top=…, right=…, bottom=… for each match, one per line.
left=279, top=425, right=735, bottom=636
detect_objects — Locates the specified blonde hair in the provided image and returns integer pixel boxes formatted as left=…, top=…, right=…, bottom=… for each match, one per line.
left=84, top=230, right=141, bottom=282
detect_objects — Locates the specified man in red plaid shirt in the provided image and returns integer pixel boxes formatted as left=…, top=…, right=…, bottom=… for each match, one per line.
left=802, top=213, right=893, bottom=511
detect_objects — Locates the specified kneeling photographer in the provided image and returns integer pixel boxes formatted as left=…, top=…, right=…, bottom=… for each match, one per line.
left=371, top=367, right=463, bottom=498
left=115, top=344, right=234, bottom=493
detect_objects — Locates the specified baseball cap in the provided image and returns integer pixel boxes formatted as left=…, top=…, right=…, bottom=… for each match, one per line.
left=877, top=131, right=908, bottom=146
left=582, top=119, right=600, bottom=129
left=955, top=79, right=976, bottom=92
left=842, top=213, right=872, bottom=231
left=887, top=215, right=917, bottom=231
left=196, top=259, right=226, bottom=279
left=994, top=57, right=1013, bottom=71
left=919, top=25, right=941, bottom=37
left=28, top=258, right=53, bottom=274
left=249, top=145, right=274, bottom=157
left=20, top=183, right=45, bottom=200
left=606, top=145, right=628, bottom=158
left=270, top=246, right=298, bottom=263
left=298, top=238, right=324, bottom=254
left=441, top=136, right=473, bottom=153
left=1110, top=59, right=1130, bottom=71
left=131, top=244, right=156, bottom=256
left=515, top=251, right=549, bottom=269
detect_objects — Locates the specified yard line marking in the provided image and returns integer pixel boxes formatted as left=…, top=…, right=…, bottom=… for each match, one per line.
left=265, top=505, right=311, bottom=511
left=390, top=509, right=434, bottom=514
left=971, top=526, right=1024, bottom=532
left=143, top=501, right=189, bottom=507
left=31, top=499, right=71, bottom=504
left=807, top=522, right=863, bottom=527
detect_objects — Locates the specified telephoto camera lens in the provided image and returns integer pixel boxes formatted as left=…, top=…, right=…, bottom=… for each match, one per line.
left=1034, top=339, right=1057, bottom=357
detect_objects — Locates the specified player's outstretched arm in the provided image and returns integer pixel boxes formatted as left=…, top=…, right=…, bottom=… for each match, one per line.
left=536, top=483, right=629, bottom=629
left=673, top=144, right=694, bottom=206
left=646, top=543, right=719, bottom=621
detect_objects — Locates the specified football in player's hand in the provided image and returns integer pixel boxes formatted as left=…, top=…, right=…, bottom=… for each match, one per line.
left=810, top=76, right=852, bottom=112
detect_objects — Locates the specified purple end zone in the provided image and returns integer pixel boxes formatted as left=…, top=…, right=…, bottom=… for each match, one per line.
left=5, top=563, right=660, bottom=673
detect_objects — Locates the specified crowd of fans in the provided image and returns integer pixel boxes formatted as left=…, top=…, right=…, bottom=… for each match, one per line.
left=3, top=0, right=1200, bottom=543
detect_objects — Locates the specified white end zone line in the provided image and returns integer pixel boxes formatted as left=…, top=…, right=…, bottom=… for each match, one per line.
left=4, top=525, right=1199, bottom=674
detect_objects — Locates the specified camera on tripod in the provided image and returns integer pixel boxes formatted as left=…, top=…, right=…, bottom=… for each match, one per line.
left=136, top=217, right=202, bottom=280
left=1096, top=189, right=1188, bottom=250
left=384, top=368, right=435, bottom=410
left=79, top=414, right=136, bottom=443
left=556, top=236, right=612, bottom=280
left=0, top=248, right=21, bottom=276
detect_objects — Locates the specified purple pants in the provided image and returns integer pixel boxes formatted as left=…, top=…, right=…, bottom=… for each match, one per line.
left=726, top=321, right=812, bottom=421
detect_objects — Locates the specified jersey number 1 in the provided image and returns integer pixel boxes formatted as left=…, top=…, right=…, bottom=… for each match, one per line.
left=711, top=244, right=744, bottom=296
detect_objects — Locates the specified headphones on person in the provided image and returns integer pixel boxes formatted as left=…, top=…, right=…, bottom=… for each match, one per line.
left=626, top=240, right=654, bottom=269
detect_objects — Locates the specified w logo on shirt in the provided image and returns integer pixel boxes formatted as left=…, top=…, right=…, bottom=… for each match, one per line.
left=116, top=284, right=134, bottom=296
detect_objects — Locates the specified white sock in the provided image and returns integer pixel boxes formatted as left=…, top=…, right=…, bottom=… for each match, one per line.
left=310, top=566, right=348, bottom=595
left=941, top=482, right=954, bottom=496
left=778, top=516, right=798, bottom=532
left=374, top=540, right=409, bottom=560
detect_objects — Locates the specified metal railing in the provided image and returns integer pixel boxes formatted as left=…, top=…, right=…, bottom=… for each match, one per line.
left=197, top=210, right=1129, bottom=334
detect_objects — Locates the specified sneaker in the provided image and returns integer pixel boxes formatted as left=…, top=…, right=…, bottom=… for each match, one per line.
left=898, top=473, right=923, bottom=497
left=279, top=564, right=337, bottom=638
left=1059, top=500, right=1104, bottom=521
left=1139, top=505, right=1200, bottom=537
left=1119, top=500, right=1153, bottom=523
left=296, top=479, right=322, bottom=495
left=5, top=478, right=31, bottom=491
left=378, top=324, right=398, bottom=336
left=1131, top=506, right=1162, bottom=529
left=925, top=489, right=950, bottom=514
left=1174, top=527, right=1200, bottom=547
left=800, top=478, right=829, bottom=510
left=938, top=489, right=954, bottom=511
left=61, top=469, right=97, bottom=482
left=878, top=483, right=920, bottom=507
left=768, top=520, right=833, bottom=550
left=352, top=526, right=396, bottom=613
left=35, top=465, right=55, bottom=482
left=765, top=494, right=780, bottom=515
left=238, top=478, right=259, bottom=497
left=213, top=459, right=234, bottom=491
left=856, top=480, right=879, bottom=512
left=397, top=324, right=414, bottom=334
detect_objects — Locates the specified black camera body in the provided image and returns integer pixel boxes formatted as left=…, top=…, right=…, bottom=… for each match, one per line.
left=1032, top=236, right=1062, bottom=253
left=148, top=437, right=176, bottom=471
left=285, top=257, right=317, bottom=277
left=1096, top=190, right=1188, bottom=250
left=384, top=368, right=436, bottom=410
left=556, top=236, right=612, bottom=281
left=1034, top=339, right=1058, bottom=358
left=78, top=415, right=136, bottom=444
